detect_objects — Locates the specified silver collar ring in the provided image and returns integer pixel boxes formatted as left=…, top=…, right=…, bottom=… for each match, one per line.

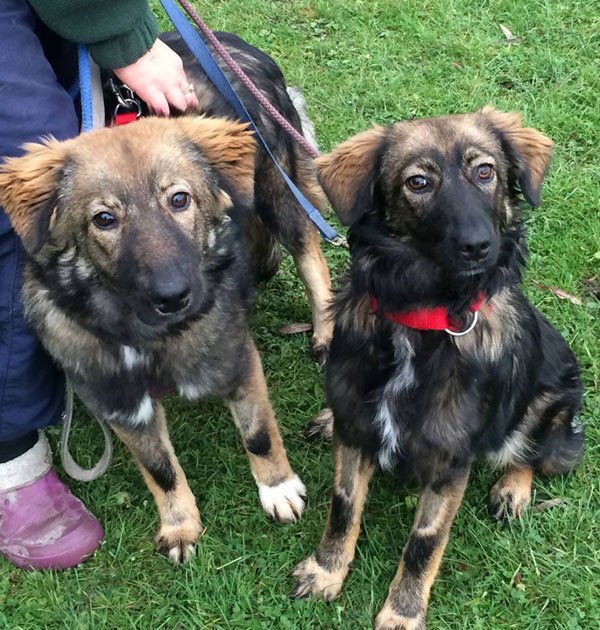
left=445, top=310, right=479, bottom=337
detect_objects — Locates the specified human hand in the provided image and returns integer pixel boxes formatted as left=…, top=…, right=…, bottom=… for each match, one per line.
left=113, top=39, right=198, bottom=116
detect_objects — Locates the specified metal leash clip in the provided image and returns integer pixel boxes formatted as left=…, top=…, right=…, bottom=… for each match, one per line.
left=329, top=235, right=349, bottom=249
left=108, top=77, right=142, bottom=119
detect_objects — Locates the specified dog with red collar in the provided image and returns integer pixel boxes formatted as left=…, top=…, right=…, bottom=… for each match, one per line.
left=291, top=107, right=584, bottom=630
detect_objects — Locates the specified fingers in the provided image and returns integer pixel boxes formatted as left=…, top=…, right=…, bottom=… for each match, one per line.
left=176, top=75, right=198, bottom=112
left=136, top=85, right=195, bottom=117
left=131, top=85, right=194, bottom=117
left=112, top=39, right=198, bottom=117
left=165, top=87, right=188, bottom=114
left=143, top=89, right=170, bottom=117
left=184, top=85, right=198, bottom=110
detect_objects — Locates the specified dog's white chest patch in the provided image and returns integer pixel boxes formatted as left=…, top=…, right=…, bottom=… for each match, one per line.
left=120, top=345, right=145, bottom=370
left=374, top=332, right=416, bottom=471
left=177, top=374, right=216, bottom=401
left=105, top=394, right=154, bottom=426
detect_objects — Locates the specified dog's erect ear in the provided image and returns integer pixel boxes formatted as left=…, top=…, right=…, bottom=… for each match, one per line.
left=176, top=117, right=256, bottom=198
left=315, top=125, right=387, bottom=225
left=480, top=105, right=553, bottom=207
left=0, top=139, right=68, bottom=254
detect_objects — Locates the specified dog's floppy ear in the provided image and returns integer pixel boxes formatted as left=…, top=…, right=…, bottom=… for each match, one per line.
left=480, top=105, right=553, bottom=206
left=315, top=125, right=387, bottom=225
left=176, top=116, right=256, bottom=199
left=0, top=139, right=68, bottom=254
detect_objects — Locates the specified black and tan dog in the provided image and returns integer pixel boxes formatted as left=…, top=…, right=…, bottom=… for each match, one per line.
left=164, top=30, right=333, bottom=359
left=0, top=32, right=334, bottom=563
left=291, top=107, right=584, bottom=629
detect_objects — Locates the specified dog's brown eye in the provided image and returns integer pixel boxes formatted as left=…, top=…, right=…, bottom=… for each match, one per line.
left=476, top=164, right=494, bottom=181
left=169, top=192, right=191, bottom=212
left=92, top=211, right=117, bottom=230
left=406, top=175, right=429, bottom=192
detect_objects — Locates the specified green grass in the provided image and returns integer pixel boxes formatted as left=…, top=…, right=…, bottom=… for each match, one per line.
left=2, top=1, right=600, bottom=628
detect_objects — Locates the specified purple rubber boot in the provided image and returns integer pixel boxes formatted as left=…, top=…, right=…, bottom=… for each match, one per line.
left=0, top=433, right=103, bottom=570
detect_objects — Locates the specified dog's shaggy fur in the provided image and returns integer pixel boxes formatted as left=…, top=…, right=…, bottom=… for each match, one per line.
left=292, top=107, right=584, bottom=629
left=0, top=31, right=333, bottom=562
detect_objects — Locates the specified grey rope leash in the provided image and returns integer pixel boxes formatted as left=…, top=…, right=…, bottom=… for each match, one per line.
left=60, top=383, right=113, bottom=482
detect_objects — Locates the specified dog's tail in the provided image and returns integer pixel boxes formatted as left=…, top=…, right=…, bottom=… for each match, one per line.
left=286, top=87, right=319, bottom=153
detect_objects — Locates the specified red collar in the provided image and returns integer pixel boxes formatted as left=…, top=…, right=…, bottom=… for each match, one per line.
left=114, top=111, right=138, bottom=126
left=370, top=293, right=485, bottom=333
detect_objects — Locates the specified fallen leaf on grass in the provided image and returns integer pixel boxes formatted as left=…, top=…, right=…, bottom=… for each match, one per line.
left=533, top=498, right=564, bottom=513
left=499, top=24, right=523, bottom=43
left=531, top=280, right=583, bottom=305
left=457, top=563, right=470, bottom=572
left=279, top=322, right=313, bottom=334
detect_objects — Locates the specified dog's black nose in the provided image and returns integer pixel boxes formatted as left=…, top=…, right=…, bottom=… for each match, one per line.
left=459, top=237, right=491, bottom=262
left=150, top=277, right=191, bottom=314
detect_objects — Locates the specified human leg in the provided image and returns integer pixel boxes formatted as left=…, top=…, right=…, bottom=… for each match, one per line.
left=0, top=0, right=101, bottom=570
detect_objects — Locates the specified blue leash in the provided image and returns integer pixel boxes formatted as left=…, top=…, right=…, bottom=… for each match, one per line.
left=159, top=0, right=340, bottom=244
left=77, top=44, right=94, bottom=133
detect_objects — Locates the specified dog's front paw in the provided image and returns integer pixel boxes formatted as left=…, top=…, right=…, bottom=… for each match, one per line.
left=305, top=407, right=334, bottom=441
left=155, top=522, right=204, bottom=564
left=489, top=475, right=531, bottom=520
left=258, top=475, right=306, bottom=523
left=374, top=607, right=426, bottom=630
left=290, top=556, right=345, bottom=601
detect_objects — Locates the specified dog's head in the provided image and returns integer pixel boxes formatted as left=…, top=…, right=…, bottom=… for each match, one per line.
left=0, top=117, right=255, bottom=336
left=316, top=106, right=552, bottom=279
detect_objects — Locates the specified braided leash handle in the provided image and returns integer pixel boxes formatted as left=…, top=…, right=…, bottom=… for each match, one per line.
left=177, top=0, right=321, bottom=160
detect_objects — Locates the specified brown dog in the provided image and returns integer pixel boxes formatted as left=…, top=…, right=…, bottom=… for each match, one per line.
left=0, top=114, right=323, bottom=562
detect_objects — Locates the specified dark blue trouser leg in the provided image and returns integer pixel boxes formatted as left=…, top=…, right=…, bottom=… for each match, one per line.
left=0, top=0, right=78, bottom=443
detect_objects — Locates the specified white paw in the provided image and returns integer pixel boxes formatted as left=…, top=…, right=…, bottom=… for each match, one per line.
left=257, top=475, right=306, bottom=523
left=167, top=542, right=197, bottom=564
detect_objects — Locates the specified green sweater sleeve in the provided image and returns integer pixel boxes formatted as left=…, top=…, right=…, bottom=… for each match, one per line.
left=28, top=0, right=159, bottom=69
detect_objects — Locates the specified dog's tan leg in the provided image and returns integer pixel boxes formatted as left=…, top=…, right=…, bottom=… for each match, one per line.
left=373, top=473, right=469, bottom=630
left=291, top=227, right=333, bottom=364
left=489, top=466, right=533, bottom=519
left=227, top=339, right=306, bottom=523
left=291, top=439, right=374, bottom=600
left=111, top=402, right=202, bottom=563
